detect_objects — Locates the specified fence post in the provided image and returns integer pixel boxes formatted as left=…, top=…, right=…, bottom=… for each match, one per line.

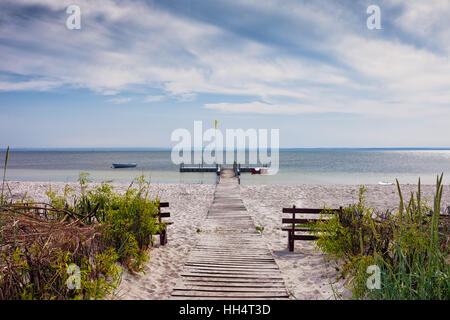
left=289, top=204, right=296, bottom=252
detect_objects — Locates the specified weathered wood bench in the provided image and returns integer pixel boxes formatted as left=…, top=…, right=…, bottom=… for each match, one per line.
left=157, top=202, right=173, bottom=245
left=282, top=205, right=342, bottom=252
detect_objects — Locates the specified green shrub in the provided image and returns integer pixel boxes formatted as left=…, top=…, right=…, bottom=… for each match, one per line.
left=90, top=176, right=162, bottom=272
left=1, top=171, right=165, bottom=300
left=73, top=181, right=114, bottom=224
left=312, top=186, right=392, bottom=277
left=44, top=174, right=163, bottom=273
left=102, top=187, right=161, bottom=272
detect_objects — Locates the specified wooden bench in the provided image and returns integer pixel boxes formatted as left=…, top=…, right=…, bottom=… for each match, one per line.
left=282, top=205, right=342, bottom=252
left=157, top=202, right=173, bottom=245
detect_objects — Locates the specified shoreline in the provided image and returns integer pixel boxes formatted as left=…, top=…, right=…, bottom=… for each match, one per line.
left=5, top=180, right=448, bottom=204
left=4, top=181, right=449, bottom=300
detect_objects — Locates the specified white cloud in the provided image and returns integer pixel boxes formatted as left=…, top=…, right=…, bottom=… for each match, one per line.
left=204, top=101, right=326, bottom=115
left=0, top=0, right=355, bottom=101
left=333, top=35, right=450, bottom=109
left=388, top=0, right=450, bottom=53
left=0, top=0, right=449, bottom=120
left=0, top=79, right=61, bottom=91
left=143, top=95, right=165, bottom=103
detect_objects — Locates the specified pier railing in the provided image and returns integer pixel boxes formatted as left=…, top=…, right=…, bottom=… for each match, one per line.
left=179, top=162, right=265, bottom=175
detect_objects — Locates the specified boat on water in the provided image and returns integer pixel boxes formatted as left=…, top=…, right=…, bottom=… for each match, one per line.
left=112, top=163, right=137, bottom=168
left=251, top=167, right=268, bottom=175
left=378, top=181, right=394, bottom=185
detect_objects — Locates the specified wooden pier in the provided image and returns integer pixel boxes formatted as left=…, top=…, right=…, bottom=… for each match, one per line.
left=179, top=163, right=220, bottom=173
left=171, top=168, right=289, bottom=300
left=179, top=163, right=264, bottom=174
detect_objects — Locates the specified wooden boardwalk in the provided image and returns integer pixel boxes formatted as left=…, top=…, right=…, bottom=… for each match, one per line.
left=171, top=168, right=289, bottom=300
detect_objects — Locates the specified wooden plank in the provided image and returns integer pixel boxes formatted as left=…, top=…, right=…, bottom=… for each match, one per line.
left=159, top=212, right=170, bottom=218
left=182, top=269, right=280, bottom=276
left=190, top=250, right=272, bottom=254
left=181, top=282, right=286, bottom=288
left=159, top=202, right=169, bottom=208
left=184, top=265, right=277, bottom=270
left=191, top=247, right=269, bottom=250
left=189, top=256, right=274, bottom=260
left=185, top=261, right=276, bottom=266
left=181, top=277, right=286, bottom=283
left=173, top=286, right=288, bottom=293
left=186, top=261, right=277, bottom=267
left=181, top=273, right=283, bottom=280
left=185, top=268, right=280, bottom=274
left=190, top=251, right=269, bottom=255
left=293, top=234, right=318, bottom=241
left=191, top=246, right=269, bottom=250
left=281, top=227, right=311, bottom=232
left=193, top=248, right=268, bottom=251
left=282, top=218, right=318, bottom=224
left=187, top=258, right=275, bottom=263
left=195, top=240, right=266, bottom=242
left=172, top=290, right=288, bottom=298
left=196, top=241, right=266, bottom=244
left=185, top=262, right=278, bottom=268
left=194, top=241, right=265, bottom=244
left=186, top=258, right=275, bottom=263
left=189, top=255, right=273, bottom=259
left=282, top=207, right=340, bottom=214
left=185, top=263, right=278, bottom=269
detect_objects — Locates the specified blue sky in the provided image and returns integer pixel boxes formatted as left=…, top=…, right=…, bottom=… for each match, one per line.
left=0, top=0, right=449, bottom=148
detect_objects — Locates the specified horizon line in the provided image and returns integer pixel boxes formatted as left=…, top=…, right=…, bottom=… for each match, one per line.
left=2, top=147, right=450, bottom=152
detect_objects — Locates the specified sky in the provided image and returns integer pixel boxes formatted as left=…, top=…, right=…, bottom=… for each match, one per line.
left=0, top=0, right=449, bottom=148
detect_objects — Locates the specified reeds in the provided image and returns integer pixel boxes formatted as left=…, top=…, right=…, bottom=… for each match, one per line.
left=314, top=175, right=449, bottom=300
left=1, top=146, right=9, bottom=205
left=0, top=203, right=121, bottom=299
left=367, top=174, right=449, bottom=299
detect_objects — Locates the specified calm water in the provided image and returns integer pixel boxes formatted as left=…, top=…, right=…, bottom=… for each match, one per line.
left=1, top=150, right=450, bottom=185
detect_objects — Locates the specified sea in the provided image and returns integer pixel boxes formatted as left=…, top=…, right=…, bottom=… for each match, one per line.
left=1, top=149, right=450, bottom=185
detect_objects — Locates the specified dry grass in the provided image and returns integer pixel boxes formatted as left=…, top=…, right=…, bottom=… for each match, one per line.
left=0, top=204, right=116, bottom=300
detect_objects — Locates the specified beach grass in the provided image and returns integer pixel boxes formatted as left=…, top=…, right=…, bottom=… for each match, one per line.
left=313, top=175, right=449, bottom=300
left=0, top=169, right=166, bottom=299
left=1, top=146, right=9, bottom=205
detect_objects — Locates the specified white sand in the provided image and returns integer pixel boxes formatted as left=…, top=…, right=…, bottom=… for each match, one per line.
left=241, top=183, right=449, bottom=300
left=4, top=181, right=449, bottom=300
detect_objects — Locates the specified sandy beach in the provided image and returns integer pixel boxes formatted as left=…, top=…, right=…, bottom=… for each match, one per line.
left=5, top=181, right=449, bottom=300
